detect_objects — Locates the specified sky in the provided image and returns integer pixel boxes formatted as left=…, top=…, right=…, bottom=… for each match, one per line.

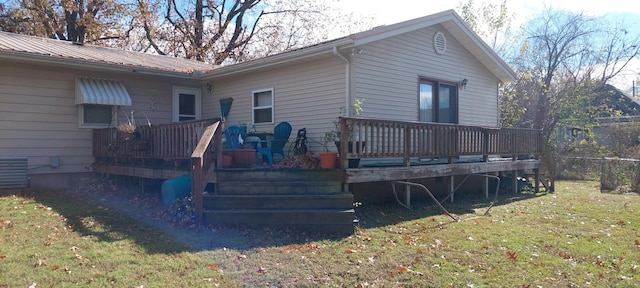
left=340, top=0, right=640, bottom=26
left=339, top=0, right=640, bottom=93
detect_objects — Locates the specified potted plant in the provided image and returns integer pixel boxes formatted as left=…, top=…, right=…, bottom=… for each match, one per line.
left=318, top=131, right=338, bottom=169
left=117, top=120, right=137, bottom=141
left=333, top=98, right=365, bottom=168
left=115, top=109, right=151, bottom=146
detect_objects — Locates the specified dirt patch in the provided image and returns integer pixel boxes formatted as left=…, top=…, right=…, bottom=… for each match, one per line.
left=60, top=176, right=337, bottom=252
left=60, top=176, right=225, bottom=251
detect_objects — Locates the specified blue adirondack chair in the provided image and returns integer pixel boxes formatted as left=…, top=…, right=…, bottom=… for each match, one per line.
left=224, top=125, right=245, bottom=149
left=255, top=122, right=292, bottom=164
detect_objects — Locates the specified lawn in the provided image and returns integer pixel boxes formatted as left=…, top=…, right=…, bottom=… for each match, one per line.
left=1, top=180, right=639, bottom=287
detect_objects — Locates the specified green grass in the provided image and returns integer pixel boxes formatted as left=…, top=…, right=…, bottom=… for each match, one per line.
left=1, top=181, right=639, bottom=287
left=0, top=189, right=237, bottom=287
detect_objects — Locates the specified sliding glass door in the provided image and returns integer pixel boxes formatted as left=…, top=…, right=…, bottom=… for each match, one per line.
left=419, top=80, right=458, bottom=124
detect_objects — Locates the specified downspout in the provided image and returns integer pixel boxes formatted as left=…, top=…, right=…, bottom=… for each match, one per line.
left=333, top=46, right=350, bottom=117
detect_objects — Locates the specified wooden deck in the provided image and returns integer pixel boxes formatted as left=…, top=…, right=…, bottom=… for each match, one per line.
left=92, top=117, right=542, bottom=234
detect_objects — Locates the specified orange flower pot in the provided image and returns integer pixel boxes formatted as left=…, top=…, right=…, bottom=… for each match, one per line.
left=228, top=149, right=255, bottom=168
left=318, top=151, right=338, bottom=169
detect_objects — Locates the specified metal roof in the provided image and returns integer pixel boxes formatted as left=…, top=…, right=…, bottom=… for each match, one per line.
left=75, top=77, right=132, bottom=106
left=0, top=31, right=214, bottom=76
left=0, top=10, right=516, bottom=83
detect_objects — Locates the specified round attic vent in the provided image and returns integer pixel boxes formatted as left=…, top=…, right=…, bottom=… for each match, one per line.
left=433, top=31, right=447, bottom=55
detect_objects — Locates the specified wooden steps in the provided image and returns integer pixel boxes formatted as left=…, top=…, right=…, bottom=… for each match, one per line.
left=202, top=169, right=355, bottom=235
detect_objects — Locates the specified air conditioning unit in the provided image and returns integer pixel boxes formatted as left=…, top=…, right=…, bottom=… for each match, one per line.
left=0, top=157, right=28, bottom=188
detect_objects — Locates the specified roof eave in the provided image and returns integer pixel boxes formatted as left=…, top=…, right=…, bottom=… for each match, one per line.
left=202, top=38, right=355, bottom=79
left=0, top=51, right=200, bottom=79
left=443, top=14, right=517, bottom=83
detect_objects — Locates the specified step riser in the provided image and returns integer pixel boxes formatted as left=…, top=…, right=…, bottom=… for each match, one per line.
left=206, top=169, right=353, bottom=235
left=204, top=196, right=353, bottom=210
left=216, top=170, right=343, bottom=182
left=214, top=184, right=342, bottom=195
left=203, top=210, right=355, bottom=225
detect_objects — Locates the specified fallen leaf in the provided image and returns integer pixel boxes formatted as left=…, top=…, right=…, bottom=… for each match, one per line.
left=507, top=251, right=517, bottom=260
left=257, top=267, right=267, bottom=275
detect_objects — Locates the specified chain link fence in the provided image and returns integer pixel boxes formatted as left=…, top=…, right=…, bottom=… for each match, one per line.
left=557, top=156, right=640, bottom=193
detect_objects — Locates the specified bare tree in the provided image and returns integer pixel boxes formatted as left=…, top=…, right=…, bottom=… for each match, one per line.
left=133, top=0, right=355, bottom=65
left=501, top=8, right=640, bottom=182
left=457, top=0, right=515, bottom=56
left=0, top=0, right=130, bottom=44
left=512, top=9, right=640, bottom=138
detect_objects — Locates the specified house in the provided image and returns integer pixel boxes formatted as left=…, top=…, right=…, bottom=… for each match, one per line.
left=557, top=84, right=640, bottom=147
left=0, top=10, right=542, bottom=233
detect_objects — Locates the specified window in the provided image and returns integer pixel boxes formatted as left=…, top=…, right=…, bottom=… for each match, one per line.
left=252, top=89, right=274, bottom=124
left=81, top=104, right=114, bottom=126
left=419, top=79, right=458, bottom=124
left=172, top=87, right=202, bottom=122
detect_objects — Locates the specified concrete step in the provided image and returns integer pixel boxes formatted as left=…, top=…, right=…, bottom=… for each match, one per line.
left=203, top=193, right=353, bottom=210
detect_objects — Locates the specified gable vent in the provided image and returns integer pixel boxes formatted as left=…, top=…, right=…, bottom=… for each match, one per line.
left=433, top=31, right=447, bottom=55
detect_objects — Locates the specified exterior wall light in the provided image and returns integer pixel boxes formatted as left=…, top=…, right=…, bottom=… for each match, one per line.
left=459, top=78, right=468, bottom=90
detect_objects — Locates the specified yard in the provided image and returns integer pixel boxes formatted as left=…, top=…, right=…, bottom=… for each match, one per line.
left=1, top=180, right=638, bottom=287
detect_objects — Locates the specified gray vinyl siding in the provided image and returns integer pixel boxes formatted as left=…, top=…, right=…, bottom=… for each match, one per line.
left=206, top=57, right=346, bottom=153
left=352, top=24, right=500, bottom=127
left=0, top=60, right=201, bottom=175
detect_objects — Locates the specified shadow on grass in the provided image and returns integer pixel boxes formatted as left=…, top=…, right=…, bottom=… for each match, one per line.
left=354, top=187, right=548, bottom=229
left=0, top=178, right=550, bottom=253
left=0, top=183, right=348, bottom=252
left=0, top=188, right=191, bottom=255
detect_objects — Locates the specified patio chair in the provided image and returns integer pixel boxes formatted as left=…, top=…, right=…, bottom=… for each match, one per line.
left=224, top=125, right=245, bottom=149
left=255, top=122, right=292, bottom=164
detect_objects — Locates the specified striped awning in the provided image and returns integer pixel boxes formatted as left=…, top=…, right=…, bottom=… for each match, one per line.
left=75, top=77, right=132, bottom=106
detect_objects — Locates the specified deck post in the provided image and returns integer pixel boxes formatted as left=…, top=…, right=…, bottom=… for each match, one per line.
left=534, top=168, right=540, bottom=193
left=484, top=173, right=489, bottom=198
left=191, top=158, right=203, bottom=221
left=340, top=118, right=349, bottom=169
left=450, top=176, right=455, bottom=203
left=405, top=182, right=411, bottom=209
left=512, top=170, right=518, bottom=194
left=403, top=125, right=410, bottom=166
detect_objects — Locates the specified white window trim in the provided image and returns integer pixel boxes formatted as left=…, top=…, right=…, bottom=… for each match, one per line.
left=172, top=86, right=202, bottom=122
left=78, top=104, right=116, bottom=129
left=252, top=88, right=275, bottom=125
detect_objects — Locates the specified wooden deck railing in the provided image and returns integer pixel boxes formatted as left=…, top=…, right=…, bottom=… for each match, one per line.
left=93, top=118, right=220, bottom=163
left=338, top=117, right=542, bottom=167
left=191, top=121, right=222, bottom=220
